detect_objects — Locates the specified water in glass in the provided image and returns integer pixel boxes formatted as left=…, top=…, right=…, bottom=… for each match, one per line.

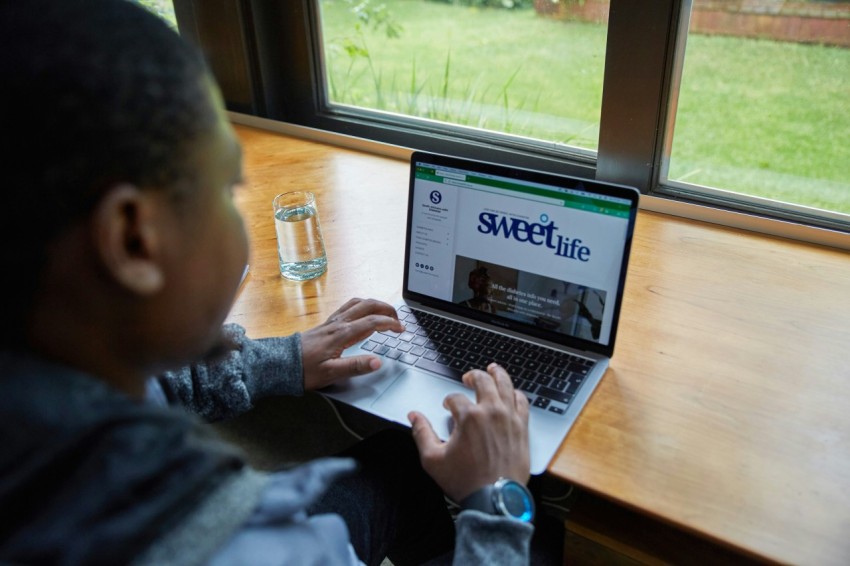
left=274, top=204, right=327, bottom=280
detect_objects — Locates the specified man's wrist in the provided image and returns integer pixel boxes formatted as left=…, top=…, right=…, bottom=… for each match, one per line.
left=459, top=477, right=535, bottom=522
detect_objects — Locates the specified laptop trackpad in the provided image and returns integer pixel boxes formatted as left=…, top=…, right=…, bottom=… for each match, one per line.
left=371, top=369, right=475, bottom=441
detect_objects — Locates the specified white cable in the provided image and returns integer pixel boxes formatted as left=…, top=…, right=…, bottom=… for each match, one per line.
left=318, top=393, right=364, bottom=440
left=541, top=483, right=575, bottom=502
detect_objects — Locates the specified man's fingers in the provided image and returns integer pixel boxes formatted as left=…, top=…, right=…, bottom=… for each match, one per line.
left=330, top=298, right=401, bottom=326
left=514, top=389, right=530, bottom=420
left=408, top=411, right=445, bottom=463
left=325, top=305, right=404, bottom=349
left=339, top=314, right=404, bottom=345
left=461, top=368, right=499, bottom=404
left=328, top=297, right=361, bottom=318
left=486, top=363, right=516, bottom=402
left=443, top=391, right=474, bottom=418
left=321, top=355, right=381, bottom=382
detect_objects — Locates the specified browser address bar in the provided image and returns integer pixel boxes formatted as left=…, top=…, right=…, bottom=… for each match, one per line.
left=442, top=177, right=565, bottom=206
left=435, top=169, right=466, bottom=180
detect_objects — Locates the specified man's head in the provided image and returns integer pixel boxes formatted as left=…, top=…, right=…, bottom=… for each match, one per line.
left=468, top=266, right=492, bottom=299
left=0, top=1, right=249, bottom=390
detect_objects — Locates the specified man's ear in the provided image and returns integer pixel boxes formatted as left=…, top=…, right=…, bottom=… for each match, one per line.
left=92, top=184, right=165, bottom=295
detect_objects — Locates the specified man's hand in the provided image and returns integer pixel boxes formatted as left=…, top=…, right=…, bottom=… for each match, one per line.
left=408, top=363, right=531, bottom=503
left=300, top=298, right=404, bottom=391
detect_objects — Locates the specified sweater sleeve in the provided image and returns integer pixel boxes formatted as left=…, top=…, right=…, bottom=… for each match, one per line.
left=154, top=323, right=305, bottom=422
left=452, top=510, right=534, bottom=566
left=205, top=459, right=365, bottom=566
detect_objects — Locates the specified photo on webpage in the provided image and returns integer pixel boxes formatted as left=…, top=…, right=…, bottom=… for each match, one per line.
left=451, top=255, right=606, bottom=342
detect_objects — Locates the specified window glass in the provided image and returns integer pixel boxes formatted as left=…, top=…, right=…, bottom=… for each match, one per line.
left=132, top=0, right=177, bottom=29
left=663, top=1, right=850, bottom=221
left=317, top=0, right=609, bottom=153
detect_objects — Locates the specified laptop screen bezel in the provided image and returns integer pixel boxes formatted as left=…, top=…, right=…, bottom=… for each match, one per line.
left=402, top=150, right=640, bottom=358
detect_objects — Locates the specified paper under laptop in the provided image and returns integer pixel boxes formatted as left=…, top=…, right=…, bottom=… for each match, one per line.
left=325, top=151, right=639, bottom=474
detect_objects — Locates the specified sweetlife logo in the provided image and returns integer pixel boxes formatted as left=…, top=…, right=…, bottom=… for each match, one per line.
left=477, top=211, right=591, bottom=261
left=430, top=190, right=442, bottom=204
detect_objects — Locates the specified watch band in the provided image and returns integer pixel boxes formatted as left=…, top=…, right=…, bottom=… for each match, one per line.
left=460, top=484, right=498, bottom=514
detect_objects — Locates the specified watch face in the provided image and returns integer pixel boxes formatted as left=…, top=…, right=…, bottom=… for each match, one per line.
left=499, top=481, right=534, bottom=522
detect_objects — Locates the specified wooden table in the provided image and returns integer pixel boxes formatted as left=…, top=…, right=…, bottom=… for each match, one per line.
left=227, top=123, right=850, bottom=565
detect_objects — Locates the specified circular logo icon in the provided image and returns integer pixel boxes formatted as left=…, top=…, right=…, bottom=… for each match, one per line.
left=430, top=190, right=442, bottom=204
left=540, top=213, right=549, bottom=224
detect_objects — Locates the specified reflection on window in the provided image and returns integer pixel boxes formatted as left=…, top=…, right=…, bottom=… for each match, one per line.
left=664, top=0, right=850, bottom=220
left=318, top=0, right=608, bottom=152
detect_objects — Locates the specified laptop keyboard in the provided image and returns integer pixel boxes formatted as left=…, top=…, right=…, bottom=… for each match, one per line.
left=358, top=305, right=595, bottom=416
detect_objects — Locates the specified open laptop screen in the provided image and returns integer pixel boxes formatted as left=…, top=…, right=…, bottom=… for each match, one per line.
left=403, top=151, right=639, bottom=356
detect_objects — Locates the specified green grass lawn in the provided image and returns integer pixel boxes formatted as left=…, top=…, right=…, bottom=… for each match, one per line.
left=320, top=0, right=850, bottom=215
left=321, top=1, right=607, bottom=149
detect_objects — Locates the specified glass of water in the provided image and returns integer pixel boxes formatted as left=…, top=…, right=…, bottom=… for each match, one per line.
left=272, top=191, right=327, bottom=281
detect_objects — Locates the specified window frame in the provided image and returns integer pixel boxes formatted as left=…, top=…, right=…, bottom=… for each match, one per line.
left=174, top=0, right=850, bottom=250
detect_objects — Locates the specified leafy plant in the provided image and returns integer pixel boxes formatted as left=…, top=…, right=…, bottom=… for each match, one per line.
left=324, top=0, right=404, bottom=102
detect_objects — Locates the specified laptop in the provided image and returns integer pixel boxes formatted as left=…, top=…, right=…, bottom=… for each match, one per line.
left=324, top=151, right=639, bottom=474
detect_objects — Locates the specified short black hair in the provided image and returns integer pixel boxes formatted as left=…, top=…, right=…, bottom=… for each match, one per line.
left=0, top=0, right=217, bottom=343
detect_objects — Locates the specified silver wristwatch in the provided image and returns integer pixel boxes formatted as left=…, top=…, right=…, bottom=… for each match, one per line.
left=459, top=477, right=535, bottom=522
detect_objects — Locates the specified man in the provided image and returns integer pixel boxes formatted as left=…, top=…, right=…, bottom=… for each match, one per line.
left=460, top=266, right=496, bottom=314
left=0, top=1, right=533, bottom=564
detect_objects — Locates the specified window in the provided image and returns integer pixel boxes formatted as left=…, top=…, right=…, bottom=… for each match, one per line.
left=132, top=0, right=177, bottom=29
left=173, top=0, right=850, bottom=247
left=661, top=0, right=850, bottom=231
left=318, top=0, right=608, bottom=156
